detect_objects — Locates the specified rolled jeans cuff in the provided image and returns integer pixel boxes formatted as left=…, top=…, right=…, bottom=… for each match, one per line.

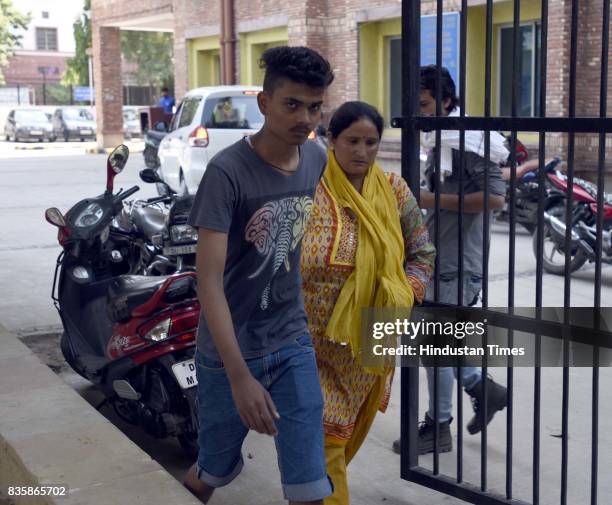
left=282, top=475, right=334, bottom=502
left=196, top=455, right=244, bottom=488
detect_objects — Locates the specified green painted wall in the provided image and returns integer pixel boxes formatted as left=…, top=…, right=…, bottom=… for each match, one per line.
left=188, top=36, right=221, bottom=89
left=239, top=27, right=288, bottom=85
left=359, top=18, right=401, bottom=125
left=358, top=0, right=541, bottom=125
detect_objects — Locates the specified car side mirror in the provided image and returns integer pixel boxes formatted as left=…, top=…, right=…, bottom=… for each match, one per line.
left=139, top=168, right=163, bottom=184
left=154, top=121, right=168, bottom=132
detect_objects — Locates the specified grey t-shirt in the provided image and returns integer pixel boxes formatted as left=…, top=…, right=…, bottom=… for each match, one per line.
left=188, top=138, right=326, bottom=360
left=424, top=149, right=506, bottom=276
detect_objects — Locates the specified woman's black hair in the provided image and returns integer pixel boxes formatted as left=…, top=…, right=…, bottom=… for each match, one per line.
left=420, top=65, right=459, bottom=113
left=259, top=46, right=334, bottom=94
left=328, top=101, right=384, bottom=140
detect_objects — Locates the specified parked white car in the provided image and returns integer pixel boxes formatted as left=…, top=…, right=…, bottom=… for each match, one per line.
left=157, top=85, right=264, bottom=195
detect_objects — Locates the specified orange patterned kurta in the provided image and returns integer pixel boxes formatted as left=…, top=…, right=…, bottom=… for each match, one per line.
left=301, top=172, right=436, bottom=440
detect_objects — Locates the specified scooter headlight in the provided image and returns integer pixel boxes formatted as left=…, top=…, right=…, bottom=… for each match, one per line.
left=170, top=224, right=198, bottom=244
left=142, top=318, right=172, bottom=342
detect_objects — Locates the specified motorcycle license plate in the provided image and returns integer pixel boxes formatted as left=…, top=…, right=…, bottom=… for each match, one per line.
left=172, top=359, right=198, bottom=389
left=163, top=244, right=197, bottom=255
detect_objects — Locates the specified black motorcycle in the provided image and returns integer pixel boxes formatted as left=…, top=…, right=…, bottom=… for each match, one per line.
left=495, top=158, right=563, bottom=234
left=45, top=145, right=200, bottom=455
left=114, top=168, right=197, bottom=275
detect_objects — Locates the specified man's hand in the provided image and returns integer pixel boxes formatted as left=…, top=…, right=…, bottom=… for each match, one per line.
left=230, top=373, right=280, bottom=436
left=419, top=190, right=435, bottom=209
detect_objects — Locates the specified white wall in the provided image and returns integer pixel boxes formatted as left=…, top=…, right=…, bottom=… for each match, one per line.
left=13, top=0, right=84, bottom=54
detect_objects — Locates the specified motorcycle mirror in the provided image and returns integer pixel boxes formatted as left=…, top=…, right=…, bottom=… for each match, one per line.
left=139, top=168, right=163, bottom=184
left=45, top=207, right=66, bottom=227
left=107, top=144, right=130, bottom=193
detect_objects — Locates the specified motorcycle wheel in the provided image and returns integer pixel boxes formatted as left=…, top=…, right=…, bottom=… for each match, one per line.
left=534, top=205, right=587, bottom=275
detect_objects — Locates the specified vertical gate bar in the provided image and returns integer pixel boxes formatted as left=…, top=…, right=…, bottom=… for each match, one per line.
left=591, top=1, right=609, bottom=503
left=401, top=0, right=422, bottom=195
left=504, top=0, right=522, bottom=498
left=456, top=0, right=469, bottom=484
left=432, top=0, right=442, bottom=304
left=433, top=363, right=440, bottom=473
left=560, top=1, right=580, bottom=504
left=533, top=1, right=549, bottom=503
left=482, top=0, right=493, bottom=310
left=400, top=0, right=421, bottom=481
left=480, top=0, right=494, bottom=493
left=432, top=0, right=444, bottom=475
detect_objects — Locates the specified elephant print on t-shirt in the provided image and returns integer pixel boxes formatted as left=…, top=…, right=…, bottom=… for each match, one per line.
left=245, top=196, right=313, bottom=310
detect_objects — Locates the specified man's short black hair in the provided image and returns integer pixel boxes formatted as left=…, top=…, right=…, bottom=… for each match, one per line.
left=420, top=65, right=458, bottom=113
left=161, top=87, right=169, bottom=93
left=260, top=46, right=334, bottom=94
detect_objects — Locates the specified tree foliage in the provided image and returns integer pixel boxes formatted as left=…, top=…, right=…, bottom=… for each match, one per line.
left=62, top=0, right=91, bottom=86
left=0, top=0, right=31, bottom=85
left=121, top=31, right=174, bottom=90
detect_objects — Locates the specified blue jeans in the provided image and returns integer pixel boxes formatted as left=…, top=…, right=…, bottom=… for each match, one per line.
left=194, top=333, right=333, bottom=502
left=425, top=274, right=483, bottom=423
left=426, top=366, right=481, bottom=422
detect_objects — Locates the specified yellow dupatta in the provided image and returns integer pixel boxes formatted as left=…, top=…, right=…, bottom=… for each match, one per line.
left=324, top=150, right=414, bottom=372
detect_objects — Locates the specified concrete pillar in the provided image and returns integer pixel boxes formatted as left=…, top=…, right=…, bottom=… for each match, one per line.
left=92, top=24, right=124, bottom=149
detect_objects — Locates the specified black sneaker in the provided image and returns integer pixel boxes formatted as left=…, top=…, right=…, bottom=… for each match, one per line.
left=392, top=414, right=453, bottom=455
left=466, top=376, right=508, bottom=435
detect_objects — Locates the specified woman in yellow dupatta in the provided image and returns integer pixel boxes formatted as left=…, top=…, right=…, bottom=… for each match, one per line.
left=301, top=102, right=435, bottom=505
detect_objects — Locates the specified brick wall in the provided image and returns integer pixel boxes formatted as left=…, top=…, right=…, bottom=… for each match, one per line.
left=172, top=0, right=222, bottom=98
left=92, top=25, right=123, bottom=147
left=90, top=0, right=611, bottom=174
left=4, top=54, right=68, bottom=86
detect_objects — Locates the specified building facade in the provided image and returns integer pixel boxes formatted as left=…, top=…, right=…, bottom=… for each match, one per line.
left=4, top=0, right=83, bottom=105
left=91, top=0, right=611, bottom=175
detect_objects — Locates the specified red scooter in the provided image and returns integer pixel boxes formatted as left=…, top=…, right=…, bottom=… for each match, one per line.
left=536, top=162, right=612, bottom=275
left=45, top=145, right=200, bottom=454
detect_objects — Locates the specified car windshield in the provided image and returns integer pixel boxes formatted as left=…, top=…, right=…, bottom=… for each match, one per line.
left=64, top=109, right=94, bottom=121
left=123, top=110, right=138, bottom=121
left=15, top=110, right=49, bottom=122
left=203, top=95, right=264, bottom=130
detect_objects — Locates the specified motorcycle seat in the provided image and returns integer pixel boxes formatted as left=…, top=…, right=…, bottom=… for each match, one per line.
left=132, top=206, right=166, bottom=239
left=107, top=274, right=197, bottom=323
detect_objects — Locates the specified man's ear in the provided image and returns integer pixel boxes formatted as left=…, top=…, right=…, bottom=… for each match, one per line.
left=442, top=97, right=452, bottom=112
left=257, top=91, right=268, bottom=115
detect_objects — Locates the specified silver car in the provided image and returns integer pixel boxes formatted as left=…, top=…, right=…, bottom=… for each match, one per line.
left=52, top=107, right=97, bottom=142
left=157, top=86, right=264, bottom=195
left=123, top=107, right=141, bottom=139
left=4, top=109, right=54, bottom=142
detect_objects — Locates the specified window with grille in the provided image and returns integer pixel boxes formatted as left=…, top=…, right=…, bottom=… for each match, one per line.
left=36, top=27, right=58, bottom=51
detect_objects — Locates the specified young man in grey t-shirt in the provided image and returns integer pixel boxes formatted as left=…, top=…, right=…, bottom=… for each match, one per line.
left=183, top=47, right=334, bottom=504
